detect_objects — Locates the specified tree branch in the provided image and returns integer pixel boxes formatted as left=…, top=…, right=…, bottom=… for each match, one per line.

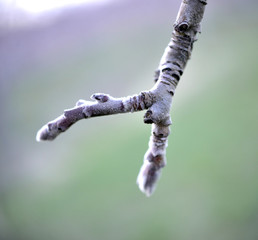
left=36, top=0, right=207, bottom=196
left=36, top=92, right=154, bottom=141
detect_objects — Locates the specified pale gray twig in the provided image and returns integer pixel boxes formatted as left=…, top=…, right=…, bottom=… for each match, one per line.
left=37, top=0, right=207, bottom=196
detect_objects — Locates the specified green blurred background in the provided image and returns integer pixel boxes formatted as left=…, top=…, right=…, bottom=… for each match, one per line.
left=1, top=0, right=258, bottom=239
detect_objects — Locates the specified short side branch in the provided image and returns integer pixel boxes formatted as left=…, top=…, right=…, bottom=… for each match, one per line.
left=36, top=92, right=154, bottom=141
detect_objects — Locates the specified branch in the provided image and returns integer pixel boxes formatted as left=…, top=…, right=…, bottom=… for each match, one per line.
left=36, top=0, right=207, bottom=196
left=36, top=92, right=154, bottom=141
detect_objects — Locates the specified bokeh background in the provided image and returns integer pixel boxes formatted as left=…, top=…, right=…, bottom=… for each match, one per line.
left=1, top=0, right=258, bottom=239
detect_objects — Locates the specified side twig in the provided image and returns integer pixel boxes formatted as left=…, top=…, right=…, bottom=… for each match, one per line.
left=36, top=0, right=207, bottom=196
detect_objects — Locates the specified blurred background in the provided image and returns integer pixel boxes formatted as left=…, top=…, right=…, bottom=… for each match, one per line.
left=0, top=0, right=258, bottom=239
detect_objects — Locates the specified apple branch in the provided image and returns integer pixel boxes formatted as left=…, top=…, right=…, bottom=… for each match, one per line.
left=36, top=0, right=207, bottom=196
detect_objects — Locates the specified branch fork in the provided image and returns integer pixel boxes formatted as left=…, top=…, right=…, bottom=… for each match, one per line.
left=36, top=0, right=207, bottom=196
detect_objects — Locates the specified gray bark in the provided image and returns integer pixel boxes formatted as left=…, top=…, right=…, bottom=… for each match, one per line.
left=36, top=0, right=207, bottom=196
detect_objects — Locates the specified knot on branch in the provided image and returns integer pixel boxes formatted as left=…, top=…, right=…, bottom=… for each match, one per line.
left=143, top=103, right=172, bottom=126
left=174, top=21, right=189, bottom=33
left=143, top=110, right=154, bottom=124
left=153, top=124, right=170, bottom=139
left=199, top=0, right=207, bottom=5
left=91, top=93, right=110, bottom=103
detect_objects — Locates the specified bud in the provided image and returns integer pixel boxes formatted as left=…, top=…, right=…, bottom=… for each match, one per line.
left=137, top=160, right=162, bottom=197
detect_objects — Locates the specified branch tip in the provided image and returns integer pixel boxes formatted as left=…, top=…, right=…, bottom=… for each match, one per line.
left=36, top=124, right=55, bottom=141
left=36, top=128, right=43, bottom=142
left=137, top=161, right=162, bottom=197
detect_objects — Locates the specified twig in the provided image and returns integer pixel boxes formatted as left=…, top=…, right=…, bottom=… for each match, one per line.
left=36, top=0, right=207, bottom=196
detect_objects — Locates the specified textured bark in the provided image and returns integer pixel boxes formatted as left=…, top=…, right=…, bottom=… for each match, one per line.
left=36, top=0, right=207, bottom=196
left=36, top=92, right=154, bottom=141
